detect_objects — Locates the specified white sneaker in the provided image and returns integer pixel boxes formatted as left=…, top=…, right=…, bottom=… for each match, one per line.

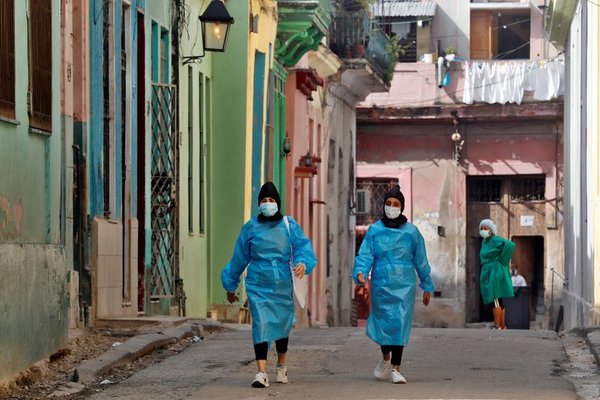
left=374, top=358, right=391, bottom=380
left=251, top=372, right=270, bottom=388
left=391, top=369, right=407, bottom=384
left=275, top=364, right=288, bottom=383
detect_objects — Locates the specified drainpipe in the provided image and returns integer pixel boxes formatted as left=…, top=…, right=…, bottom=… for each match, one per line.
left=437, top=56, right=444, bottom=87
left=172, top=0, right=187, bottom=317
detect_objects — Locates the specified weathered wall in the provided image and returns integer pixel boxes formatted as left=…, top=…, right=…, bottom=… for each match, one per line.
left=562, top=1, right=600, bottom=329
left=0, top=0, right=62, bottom=244
left=325, top=87, right=357, bottom=327
left=0, top=246, right=69, bottom=381
left=0, top=0, right=69, bottom=381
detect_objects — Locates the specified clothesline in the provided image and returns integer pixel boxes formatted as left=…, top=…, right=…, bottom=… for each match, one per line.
left=462, top=57, right=565, bottom=105
left=362, top=53, right=565, bottom=108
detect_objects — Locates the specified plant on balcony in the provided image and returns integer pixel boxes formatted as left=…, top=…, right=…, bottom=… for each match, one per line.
left=342, top=0, right=377, bottom=11
left=384, top=35, right=403, bottom=83
left=359, top=0, right=378, bottom=9
left=444, top=46, right=458, bottom=61
left=445, top=46, right=457, bottom=55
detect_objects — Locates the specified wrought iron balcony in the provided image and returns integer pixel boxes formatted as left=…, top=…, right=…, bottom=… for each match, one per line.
left=329, top=7, right=393, bottom=83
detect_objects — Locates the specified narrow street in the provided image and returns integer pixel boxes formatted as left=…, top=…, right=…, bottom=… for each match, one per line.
left=86, top=327, right=578, bottom=399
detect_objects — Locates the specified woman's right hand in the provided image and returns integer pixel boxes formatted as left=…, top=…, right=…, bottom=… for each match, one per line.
left=227, top=291, right=239, bottom=304
left=357, top=272, right=367, bottom=286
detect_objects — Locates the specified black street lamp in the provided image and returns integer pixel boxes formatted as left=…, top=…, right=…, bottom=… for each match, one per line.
left=183, top=0, right=235, bottom=64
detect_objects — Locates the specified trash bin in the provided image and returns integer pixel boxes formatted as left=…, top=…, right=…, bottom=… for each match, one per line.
left=504, top=286, right=531, bottom=329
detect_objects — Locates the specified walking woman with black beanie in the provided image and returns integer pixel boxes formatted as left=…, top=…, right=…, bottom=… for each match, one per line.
left=221, top=182, right=317, bottom=388
left=353, top=185, right=435, bottom=384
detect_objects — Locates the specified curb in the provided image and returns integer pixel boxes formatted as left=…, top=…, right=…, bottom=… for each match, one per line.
left=77, top=320, right=221, bottom=385
left=584, top=328, right=600, bottom=366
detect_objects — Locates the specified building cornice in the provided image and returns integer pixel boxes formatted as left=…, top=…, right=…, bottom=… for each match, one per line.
left=276, top=0, right=332, bottom=67
left=356, top=101, right=565, bottom=124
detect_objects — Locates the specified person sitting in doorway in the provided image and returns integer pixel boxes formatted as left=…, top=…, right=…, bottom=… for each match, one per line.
left=511, top=266, right=527, bottom=288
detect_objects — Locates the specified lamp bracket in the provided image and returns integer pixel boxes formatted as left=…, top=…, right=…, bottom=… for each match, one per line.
left=183, top=48, right=206, bottom=65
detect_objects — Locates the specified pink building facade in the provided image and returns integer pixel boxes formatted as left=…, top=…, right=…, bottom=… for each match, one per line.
left=354, top=0, right=566, bottom=328
left=284, top=52, right=338, bottom=327
left=357, top=106, right=564, bottom=327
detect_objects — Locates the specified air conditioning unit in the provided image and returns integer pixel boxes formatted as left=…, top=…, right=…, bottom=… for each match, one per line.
left=356, top=189, right=371, bottom=215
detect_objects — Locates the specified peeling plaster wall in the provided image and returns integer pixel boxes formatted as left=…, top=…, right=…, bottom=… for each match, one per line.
left=325, top=88, right=357, bottom=327
left=0, top=246, right=68, bottom=381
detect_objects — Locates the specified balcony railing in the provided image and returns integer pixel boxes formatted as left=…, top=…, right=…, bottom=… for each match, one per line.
left=329, top=8, right=393, bottom=82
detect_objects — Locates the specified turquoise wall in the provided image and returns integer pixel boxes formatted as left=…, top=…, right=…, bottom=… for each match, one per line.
left=0, top=0, right=69, bottom=380
left=252, top=51, right=267, bottom=216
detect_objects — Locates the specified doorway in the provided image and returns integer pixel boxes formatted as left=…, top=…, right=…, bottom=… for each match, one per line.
left=465, top=175, right=547, bottom=323
left=136, top=10, right=146, bottom=312
left=511, top=236, right=544, bottom=320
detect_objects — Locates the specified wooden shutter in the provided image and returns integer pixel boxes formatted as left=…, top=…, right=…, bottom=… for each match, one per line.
left=30, top=0, right=52, bottom=131
left=0, top=0, right=15, bottom=119
left=470, top=11, right=493, bottom=60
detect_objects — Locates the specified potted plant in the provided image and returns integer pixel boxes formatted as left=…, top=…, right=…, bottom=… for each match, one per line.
left=342, top=0, right=377, bottom=11
left=445, top=46, right=457, bottom=61
left=384, top=35, right=404, bottom=83
left=353, top=43, right=366, bottom=58
left=359, top=0, right=378, bottom=9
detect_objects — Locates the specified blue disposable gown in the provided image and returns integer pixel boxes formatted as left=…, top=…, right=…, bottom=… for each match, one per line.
left=353, top=221, right=435, bottom=346
left=221, top=217, right=317, bottom=344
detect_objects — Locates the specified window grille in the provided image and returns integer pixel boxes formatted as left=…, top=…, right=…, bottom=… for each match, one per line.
left=511, top=177, right=545, bottom=202
left=356, top=178, right=399, bottom=225
left=468, top=177, right=502, bottom=203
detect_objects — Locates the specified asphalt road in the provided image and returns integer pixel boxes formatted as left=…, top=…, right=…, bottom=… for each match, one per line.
left=87, top=326, right=578, bottom=400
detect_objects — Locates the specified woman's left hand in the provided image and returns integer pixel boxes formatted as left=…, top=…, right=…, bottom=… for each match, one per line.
left=294, top=263, right=306, bottom=279
left=423, top=292, right=431, bottom=306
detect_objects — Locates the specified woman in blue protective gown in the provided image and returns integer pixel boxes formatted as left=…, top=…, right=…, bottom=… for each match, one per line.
left=221, top=182, right=317, bottom=388
left=353, top=185, right=435, bottom=384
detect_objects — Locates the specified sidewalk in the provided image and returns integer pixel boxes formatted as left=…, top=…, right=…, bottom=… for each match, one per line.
left=78, top=319, right=223, bottom=384
left=585, top=327, right=600, bottom=365
left=46, top=318, right=224, bottom=398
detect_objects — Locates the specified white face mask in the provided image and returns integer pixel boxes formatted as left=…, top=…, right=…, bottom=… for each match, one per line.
left=384, top=205, right=402, bottom=219
left=480, top=229, right=490, bottom=239
left=259, top=202, right=278, bottom=217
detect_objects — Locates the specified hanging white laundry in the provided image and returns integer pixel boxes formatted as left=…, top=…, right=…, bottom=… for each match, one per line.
left=462, top=57, right=564, bottom=104
left=532, top=58, right=562, bottom=101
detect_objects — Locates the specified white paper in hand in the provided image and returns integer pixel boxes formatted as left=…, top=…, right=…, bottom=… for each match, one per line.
left=291, top=268, right=308, bottom=309
left=283, top=217, right=308, bottom=309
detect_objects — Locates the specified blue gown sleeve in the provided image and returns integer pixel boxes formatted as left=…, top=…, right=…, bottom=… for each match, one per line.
left=221, top=223, right=251, bottom=293
left=288, top=217, right=317, bottom=275
left=353, top=227, right=375, bottom=284
left=413, top=228, right=435, bottom=292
